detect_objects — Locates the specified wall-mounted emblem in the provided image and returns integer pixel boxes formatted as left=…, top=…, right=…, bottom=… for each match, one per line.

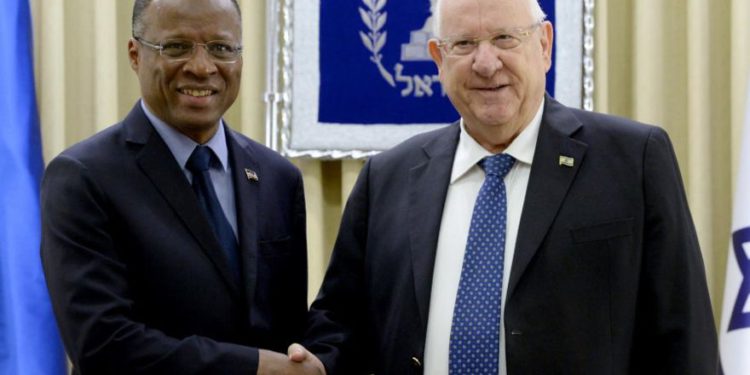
left=267, top=0, right=594, bottom=158
left=358, top=0, right=442, bottom=98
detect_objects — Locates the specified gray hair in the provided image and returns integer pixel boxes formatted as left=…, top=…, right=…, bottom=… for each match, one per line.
left=132, top=0, right=242, bottom=38
left=433, top=0, right=547, bottom=37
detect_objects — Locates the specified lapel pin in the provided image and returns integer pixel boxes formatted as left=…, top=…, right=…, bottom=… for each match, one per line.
left=558, top=155, right=575, bottom=167
left=244, top=168, right=258, bottom=182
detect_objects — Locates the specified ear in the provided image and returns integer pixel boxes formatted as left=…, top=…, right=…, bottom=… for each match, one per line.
left=428, top=39, right=444, bottom=68
left=128, top=39, right=140, bottom=72
left=540, top=21, right=554, bottom=72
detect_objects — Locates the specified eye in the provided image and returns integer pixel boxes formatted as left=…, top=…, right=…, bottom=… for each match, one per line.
left=208, top=42, right=235, bottom=53
left=207, top=42, right=240, bottom=60
left=161, top=40, right=193, bottom=56
left=493, top=33, right=515, bottom=42
left=449, top=39, right=477, bottom=54
left=492, top=33, right=520, bottom=49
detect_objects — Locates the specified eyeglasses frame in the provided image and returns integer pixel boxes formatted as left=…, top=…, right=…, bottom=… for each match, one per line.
left=133, top=36, right=243, bottom=63
left=435, top=21, right=545, bottom=56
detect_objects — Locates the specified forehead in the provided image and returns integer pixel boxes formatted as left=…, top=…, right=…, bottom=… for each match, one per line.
left=439, top=0, right=534, bottom=36
left=141, top=0, right=241, bottom=40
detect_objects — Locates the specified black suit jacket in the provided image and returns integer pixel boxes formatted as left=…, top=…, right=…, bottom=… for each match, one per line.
left=305, top=97, right=718, bottom=374
left=41, top=103, right=307, bottom=374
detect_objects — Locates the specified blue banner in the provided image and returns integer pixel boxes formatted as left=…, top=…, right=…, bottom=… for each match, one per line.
left=318, top=0, right=557, bottom=125
left=0, top=0, right=66, bottom=374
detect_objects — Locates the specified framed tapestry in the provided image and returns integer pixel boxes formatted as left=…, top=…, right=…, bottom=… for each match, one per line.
left=265, top=0, right=595, bottom=158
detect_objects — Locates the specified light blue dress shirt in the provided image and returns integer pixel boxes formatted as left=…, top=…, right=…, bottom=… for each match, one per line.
left=140, top=100, right=238, bottom=237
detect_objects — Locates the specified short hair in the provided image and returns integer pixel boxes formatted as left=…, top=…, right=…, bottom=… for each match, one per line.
left=433, top=0, right=547, bottom=37
left=132, top=0, right=242, bottom=38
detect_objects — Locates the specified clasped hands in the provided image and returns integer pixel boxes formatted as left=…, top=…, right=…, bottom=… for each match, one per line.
left=257, top=343, right=326, bottom=375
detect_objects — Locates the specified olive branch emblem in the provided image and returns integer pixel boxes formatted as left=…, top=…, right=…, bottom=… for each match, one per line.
left=358, top=0, right=395, bottom=87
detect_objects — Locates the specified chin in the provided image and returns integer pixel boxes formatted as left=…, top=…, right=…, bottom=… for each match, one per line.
left=474, top=111, right=512, bottom=125
left=169, top=118, right=216, bottom=132
left=177, top=112, right=221, bottom=126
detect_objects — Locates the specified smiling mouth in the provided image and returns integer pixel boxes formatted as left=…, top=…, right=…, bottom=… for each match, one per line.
left=179, top=88, right=215, bottom=97
left=477, top=84, right=509, bottom=91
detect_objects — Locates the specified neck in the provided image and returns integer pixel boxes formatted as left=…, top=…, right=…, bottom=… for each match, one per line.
left=180, top=125, right=220, bottom=145
left=465, top=116, right=529, bottom=154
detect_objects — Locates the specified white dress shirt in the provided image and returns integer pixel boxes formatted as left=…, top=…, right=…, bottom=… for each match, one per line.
left=423, top=99, right=544, bottom=375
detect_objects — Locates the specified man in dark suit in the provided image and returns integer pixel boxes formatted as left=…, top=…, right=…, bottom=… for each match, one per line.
left=41, top=0, right=322, bottom=373
left=298, top=0, right=719, bottom=373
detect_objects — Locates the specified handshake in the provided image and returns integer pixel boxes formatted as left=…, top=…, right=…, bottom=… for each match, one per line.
left=257, top=344, right=326, bottom=375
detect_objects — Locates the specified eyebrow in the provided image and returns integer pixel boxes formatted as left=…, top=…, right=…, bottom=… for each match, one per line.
left=444, top=25, right=530, bottom=40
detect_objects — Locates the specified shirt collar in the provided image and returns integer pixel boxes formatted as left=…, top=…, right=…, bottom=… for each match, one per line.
left=141, top=100, right=230, bottom=172
left=450, top=97, right=544, bottom=183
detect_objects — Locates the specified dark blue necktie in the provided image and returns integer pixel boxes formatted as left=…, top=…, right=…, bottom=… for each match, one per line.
left=186, top=145, right=240, bottom=281
left=449, top=153, right=515, bottom=375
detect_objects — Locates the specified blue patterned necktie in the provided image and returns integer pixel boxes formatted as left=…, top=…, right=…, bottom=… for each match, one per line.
left=449, top=153, right=516, bottom=375
left=186, top=145, right=240, bottom=281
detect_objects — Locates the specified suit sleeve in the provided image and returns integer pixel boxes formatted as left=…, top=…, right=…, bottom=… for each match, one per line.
left=40, top=154, right=259, bottom=375
left=304, top=160, right=374, bottom=375
left=632, top=127, right=718, bottom=374
left=287, top=166, right=310, bottom=343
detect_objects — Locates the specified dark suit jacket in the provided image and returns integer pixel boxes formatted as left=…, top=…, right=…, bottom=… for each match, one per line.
left=305, top=97, right=718, bottom=374
left=41, top=103, right=307, bottom=374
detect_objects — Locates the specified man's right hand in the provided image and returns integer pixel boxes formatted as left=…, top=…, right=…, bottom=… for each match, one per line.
left=257, top=347, right=325, bottom=375
left=287, top=343, right=325, bottom=373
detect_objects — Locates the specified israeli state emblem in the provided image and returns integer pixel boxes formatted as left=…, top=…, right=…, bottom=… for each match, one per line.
left=358, top=0, right=438, bottom=95
left=318, top=0, right=458, bottom=125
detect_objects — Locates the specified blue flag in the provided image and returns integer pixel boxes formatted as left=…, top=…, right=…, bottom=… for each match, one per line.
left=0, top=0, right=66, bottom=374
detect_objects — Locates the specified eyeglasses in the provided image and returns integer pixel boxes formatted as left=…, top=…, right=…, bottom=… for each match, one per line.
left=436, top=22, right=543, bottom=56
left=134, top=37, right=243, bottom=63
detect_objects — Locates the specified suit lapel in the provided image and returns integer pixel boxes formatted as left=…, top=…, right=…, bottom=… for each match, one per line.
left=408, top=124, right=460, bottom=329
left=507, top=98, right=588, bottom=299
left=225, top=130, right=260, bottom=314
left=125, top=104, right=242, bottom=298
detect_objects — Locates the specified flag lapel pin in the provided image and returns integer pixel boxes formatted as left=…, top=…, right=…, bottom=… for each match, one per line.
left=558, top=155, right=575, bottom=167
left=244, top=168, right=258, bottom=182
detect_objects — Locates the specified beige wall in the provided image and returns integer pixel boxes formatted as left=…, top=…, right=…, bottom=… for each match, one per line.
left=31, top=0, right=750, bottom=325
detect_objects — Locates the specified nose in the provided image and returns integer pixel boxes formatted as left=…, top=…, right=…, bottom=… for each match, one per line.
left=471, top=42, right=503, bottom=78
left=182, top=45, right=218, bottom=77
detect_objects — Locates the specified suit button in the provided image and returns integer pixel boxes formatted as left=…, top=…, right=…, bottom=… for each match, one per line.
left=411, top=356, right=422, bottom=368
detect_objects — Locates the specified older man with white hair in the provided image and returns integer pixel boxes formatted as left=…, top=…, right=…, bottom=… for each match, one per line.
left=296, top=0, right=719, bottom=373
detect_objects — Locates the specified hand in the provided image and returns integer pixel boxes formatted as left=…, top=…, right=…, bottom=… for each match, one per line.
left=257, top=346, right=325, bottom=375
left=287, top=343, right=325, bottom=374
